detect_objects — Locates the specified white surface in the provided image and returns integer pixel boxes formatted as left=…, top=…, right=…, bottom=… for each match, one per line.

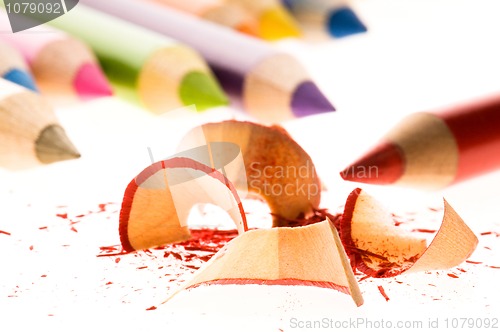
left=1, top=1, right=500, bottom=331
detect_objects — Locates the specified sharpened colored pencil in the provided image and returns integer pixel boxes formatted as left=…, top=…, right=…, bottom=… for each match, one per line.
left=341, top=94, right=500, bottom=189
left=48, top=4, right=228, bottom=113
left=0, top=10, right=113, bottom=101
left=0, top=78, right=80, bottom=169
left=285, top=0, right=367, bottom=38
left=0, top=40, right=38, bottom=91
left=82, top=0, right=335, bottom=123
left=148, top=0, right=260, bottom=37
left=225, top=0, right=302, bottom=40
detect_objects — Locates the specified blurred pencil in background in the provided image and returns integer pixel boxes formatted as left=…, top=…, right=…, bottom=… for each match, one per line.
left=224, top=0, right=302, bottom=40
left=82, top=0, right=335, bottom=123
left=0, top=10, right=113, bottom=102
left=0, top=40, right=38, bottom=91
left=0, top=78, right=80, bottom=170
left=49, top=4, right=228, bottom=113
left=285, top=0, right=367, bottom=38
left=148, top=0, right=260, bottom=37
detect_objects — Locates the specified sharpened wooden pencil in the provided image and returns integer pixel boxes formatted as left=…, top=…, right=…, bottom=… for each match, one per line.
left=224, top=0, right=302, bottom=40
left=48, top=4, right=228, bottom=113
left=0, top=40, right=38, bottom=91
left=341, top=94, right=500, bottom=189
left=0, top=78, right=80, bottom=169
left=285, top=0, right=367, bottom=38
left=0, top=10, right=113, bottom=102
left=82, top=0, right=335, bottom=123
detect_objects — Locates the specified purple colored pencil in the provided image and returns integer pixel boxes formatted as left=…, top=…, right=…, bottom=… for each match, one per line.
left=81, top=0, right=335, bottom=123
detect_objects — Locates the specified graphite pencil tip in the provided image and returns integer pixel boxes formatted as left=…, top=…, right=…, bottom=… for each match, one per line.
left=340, top=142, right=404, bottom=185
left=327, top=6, right=367, bottom=38
left=180, top=72, right=229, bottom=110
left=35, top=124, right=81, bottom=164
left=291, top=81, right=335, bottom=117
left=3, top=68, right=38, bottom=92
left=74, top=63, right=113, bottom=100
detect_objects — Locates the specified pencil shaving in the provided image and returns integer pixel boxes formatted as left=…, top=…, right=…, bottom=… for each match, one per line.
left=164, top=218, right=364, bottom=306
left=119, top=157, right=247, bottom=252
left=178, top=120, right=322, bottom=227
left=340, top=188, right=478, bottom=278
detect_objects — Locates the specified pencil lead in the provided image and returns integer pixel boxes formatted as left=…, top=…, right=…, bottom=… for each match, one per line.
left=327, top=6, right=367, bottom=38
left=74, top=63, right=113, bottom=100
left=35, top=125, right=81, bottom=164
left=3, top=68, right=38, bottom=92
left=291, top=81, right=335, bottom=117
left=340, top=142, right=404, bottom=185
left=259, top=6, right=302, bottom=40
left=179, top=72, right=229, bottom=110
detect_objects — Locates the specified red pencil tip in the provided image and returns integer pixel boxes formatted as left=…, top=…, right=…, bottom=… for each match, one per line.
left=340, top=142, right=404, bottom=185
left=74, top=63, right=113, bottom=100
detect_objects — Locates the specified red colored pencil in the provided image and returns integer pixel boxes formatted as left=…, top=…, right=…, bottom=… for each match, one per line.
left=341, top=94, right=500, bottom=189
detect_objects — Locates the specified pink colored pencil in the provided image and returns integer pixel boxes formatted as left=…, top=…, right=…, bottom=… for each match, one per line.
left=0, top=12, right=112, bottom=101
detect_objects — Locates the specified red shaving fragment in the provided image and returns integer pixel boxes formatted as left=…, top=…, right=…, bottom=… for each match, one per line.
left=447, top=273, right=459, bottom=278
left=137, top=266, right=148, bottom=270
left=487, top=266, right=500, bottom=269
left=98, top=203, right=108, bottom=212
left=466, top=260, right=482, bottom=264
left=377, top=285, right=390, bottom=301
left=41, top=275, right=47, bottom=278
left=70, top=227, right=78, bottom=233
left=146, top=306, right=157, bottom=311
left=39, top=226, right=48, bottom=230
left=480, top=231, right=500, bottom=237
left=29, top=245, right=33, bottom=251
left=0, top=230, right=11, bottom=236
left=457, top=268, right=466, bottom=273
left=105, top=281, right=113, bottom=285
left=56, top=213, right=68, bottom=219
left=412, top=228, right=437, bottom=234
left=115, top=258, right=121, bottom=263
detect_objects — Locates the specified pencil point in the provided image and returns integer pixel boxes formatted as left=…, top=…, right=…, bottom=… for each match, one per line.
left=74, top=63, right=113, bottom=100
left=180, top=71, right=229, bottom=110
left=260, top=7, right=301, bottom=40
left=3, top=69, right=38, bottom=92
left=291, top=81, right=335, bottom=117
left=327, top=6, right=367, bottom=38
left=340, top=142, right=404, bottom=185
left=35, top=125, right=81, bottom=164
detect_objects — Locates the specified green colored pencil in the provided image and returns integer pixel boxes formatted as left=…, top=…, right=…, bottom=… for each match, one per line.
left=49, top=4, right=228, bottom=113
